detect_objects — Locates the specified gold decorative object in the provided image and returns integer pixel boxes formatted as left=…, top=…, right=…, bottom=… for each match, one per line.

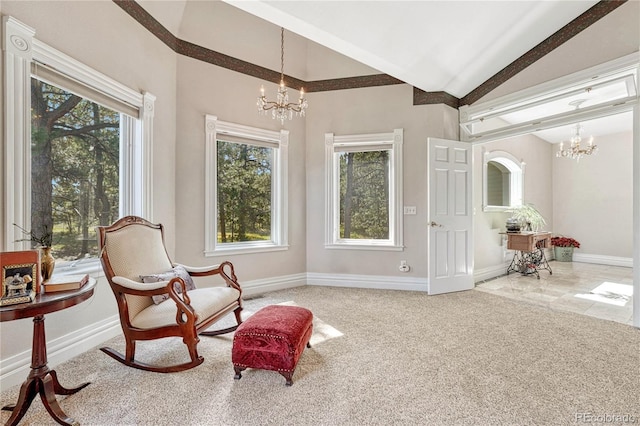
left=40, top=246, right=55, bottom=282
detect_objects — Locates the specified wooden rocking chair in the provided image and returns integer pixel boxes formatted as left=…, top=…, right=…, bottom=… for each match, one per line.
left=97, top=216, right=243, bottom=373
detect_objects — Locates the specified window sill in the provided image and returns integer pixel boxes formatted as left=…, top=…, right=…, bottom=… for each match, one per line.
left=325, top=243, right=404, bottom=252
left=51, top=257, right=105, bottom=278
left=204, top=244, right=289, bottom=257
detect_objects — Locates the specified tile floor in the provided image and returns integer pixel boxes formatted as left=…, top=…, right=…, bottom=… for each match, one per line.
left=475, top=260, right=635, bottom=326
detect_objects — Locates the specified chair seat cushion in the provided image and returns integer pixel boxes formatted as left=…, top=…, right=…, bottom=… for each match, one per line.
left=130, top=287, right=240, bottom=329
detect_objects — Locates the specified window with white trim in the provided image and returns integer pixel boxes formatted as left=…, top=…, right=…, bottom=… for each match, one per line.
left=325, top=129, right=403, bottom=250
left=205, top=115, right=288, bottom=255
left=3, top=17, right=154, bottom=274
left=482, top=150, right=524, bottom=212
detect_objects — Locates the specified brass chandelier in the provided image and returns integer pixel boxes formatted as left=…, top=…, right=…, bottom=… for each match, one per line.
left=257, top=27, right=308, bottom=124
left=555, top=100, right=597, bottom=162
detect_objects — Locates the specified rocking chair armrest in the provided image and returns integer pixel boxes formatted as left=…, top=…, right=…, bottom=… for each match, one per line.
left=112, top=276, right=168, bottom=291
left=176, top=263, right=221, bottom=275
left=176, top=262, right=241, bottom=292
left=112, top=276, right=190, bottom=305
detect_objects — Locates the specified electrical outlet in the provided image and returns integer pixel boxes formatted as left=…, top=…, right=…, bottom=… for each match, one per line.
left=399, top=260, right=410, bottom=272
left=403, top=206, right=417, bottom=215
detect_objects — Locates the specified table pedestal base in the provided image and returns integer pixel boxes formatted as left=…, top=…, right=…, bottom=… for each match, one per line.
left=2, top=315, right=90, bottom=426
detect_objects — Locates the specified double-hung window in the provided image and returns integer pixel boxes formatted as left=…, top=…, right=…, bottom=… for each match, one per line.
left=3, top=17, right=154, bottom=273
left=325, top=129, right=403, bottom=250
left=205, top=115, right=288, bottom=255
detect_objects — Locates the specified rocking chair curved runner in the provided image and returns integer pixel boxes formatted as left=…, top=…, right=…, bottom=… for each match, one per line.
left=97, top=216, right=243, bottom=373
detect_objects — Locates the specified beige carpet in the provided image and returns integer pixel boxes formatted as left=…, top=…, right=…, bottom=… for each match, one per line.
left=1, top=286, right=638, bottom=425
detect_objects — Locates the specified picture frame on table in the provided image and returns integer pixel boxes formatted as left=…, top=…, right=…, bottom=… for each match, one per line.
left=0, top=250, right=40, bottom=306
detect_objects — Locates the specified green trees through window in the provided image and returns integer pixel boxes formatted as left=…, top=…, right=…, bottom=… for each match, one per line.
left=216, top=140, right=272, bottom=243
left=31, top=79, right=120, bottom=261
left=339, top=151, right=390, bottom=239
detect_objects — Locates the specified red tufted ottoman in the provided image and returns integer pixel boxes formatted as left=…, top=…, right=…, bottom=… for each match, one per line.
left=232, top=305, right=313, bottom=386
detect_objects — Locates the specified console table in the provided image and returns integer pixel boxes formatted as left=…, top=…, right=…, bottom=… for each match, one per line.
left=0, top=277, right=96, bottom=426
left=503, top=232, right=553, bottom=279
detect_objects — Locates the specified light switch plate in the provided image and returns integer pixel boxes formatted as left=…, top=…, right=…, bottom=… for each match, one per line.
left=403, top=206, right=417, bottom=215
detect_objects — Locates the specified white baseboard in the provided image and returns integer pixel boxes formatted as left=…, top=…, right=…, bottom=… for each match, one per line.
left=242, top=273, right=307, bottom=297
left=307, top=272, right=428, bottom=292
left=571, top=253, right=633, bottom=268
left=474, top=263, right=510, bottom=282
left=0, top=316, right=121, bottom=392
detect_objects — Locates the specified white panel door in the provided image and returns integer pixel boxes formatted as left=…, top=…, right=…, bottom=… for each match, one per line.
left=428, top=138, right=474, bottom=294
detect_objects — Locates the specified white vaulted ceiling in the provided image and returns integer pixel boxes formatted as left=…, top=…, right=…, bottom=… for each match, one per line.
left=222, top=0, right=599, bottom=98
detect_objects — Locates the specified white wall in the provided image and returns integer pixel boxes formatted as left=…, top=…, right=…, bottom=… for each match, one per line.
left=552, top=131, right=633, bottom=258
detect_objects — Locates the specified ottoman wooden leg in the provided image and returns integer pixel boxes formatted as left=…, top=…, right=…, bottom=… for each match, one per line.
left=280, top=371, right=294, bottom=386
left=234, top=366, right=245, bottom=380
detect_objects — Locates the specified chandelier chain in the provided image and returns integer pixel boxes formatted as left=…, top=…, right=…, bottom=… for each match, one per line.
left=280, top=27, right=284, bottom=82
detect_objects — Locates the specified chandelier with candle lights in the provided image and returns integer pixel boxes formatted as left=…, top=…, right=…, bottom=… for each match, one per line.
left=257, top=27, right=307, bottom=125
left=555, top=100, right=597, bottom=162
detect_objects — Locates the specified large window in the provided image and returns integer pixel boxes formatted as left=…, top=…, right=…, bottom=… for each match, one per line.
left=3, top=17, right=154, bottom=273
left=325, top=129, right=403, bottom=250
left=29, top=79, right=120, bottom=261
left=205, top=115, right=288, bottom=255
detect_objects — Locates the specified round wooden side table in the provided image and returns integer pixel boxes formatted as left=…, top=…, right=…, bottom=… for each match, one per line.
left=0, top=277, right=96, bottom=426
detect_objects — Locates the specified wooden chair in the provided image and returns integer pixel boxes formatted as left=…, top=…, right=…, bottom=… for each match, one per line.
left=97, top=216, right=243, bottom=373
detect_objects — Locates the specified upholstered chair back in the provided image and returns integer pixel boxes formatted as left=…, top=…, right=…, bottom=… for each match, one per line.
left=102, top=222, right=173, bottom=319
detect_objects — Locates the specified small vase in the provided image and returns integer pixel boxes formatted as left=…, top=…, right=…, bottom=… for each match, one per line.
left=40, top=246, right=55, bottom=282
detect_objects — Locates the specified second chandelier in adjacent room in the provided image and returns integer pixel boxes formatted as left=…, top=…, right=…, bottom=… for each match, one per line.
left=556, top=100, right=598, bottom=162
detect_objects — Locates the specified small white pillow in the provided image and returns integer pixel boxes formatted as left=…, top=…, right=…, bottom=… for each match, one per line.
left=140, top=265, right=196, bottom=304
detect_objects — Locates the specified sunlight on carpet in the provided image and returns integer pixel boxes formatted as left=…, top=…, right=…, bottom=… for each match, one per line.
left=268, top=300, right=344, bottom=345
left=575, top=282, right=633, bottom=306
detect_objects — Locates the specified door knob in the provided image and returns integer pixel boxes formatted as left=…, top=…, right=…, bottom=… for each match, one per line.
left=429, top=221, right=442, bottom=227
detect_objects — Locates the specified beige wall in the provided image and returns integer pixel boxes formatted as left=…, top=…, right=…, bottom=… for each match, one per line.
left=174, top=54, right=308, bottom=280
left=0, top=0, right=177, bottom=369
left=305, top=84, right=456, bottom=278
left=552, top=131, right=633, bottom=258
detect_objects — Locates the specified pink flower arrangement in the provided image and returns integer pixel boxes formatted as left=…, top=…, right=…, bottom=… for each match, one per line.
left=550, top=236, right=580, bottom=248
